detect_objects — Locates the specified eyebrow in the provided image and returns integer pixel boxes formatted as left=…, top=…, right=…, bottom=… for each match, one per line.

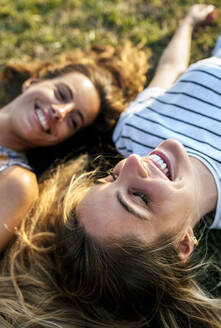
left=116, top=191, right=148, bottom=221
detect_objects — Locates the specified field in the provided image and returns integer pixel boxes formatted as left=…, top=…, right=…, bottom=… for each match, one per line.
left=1, top=0, right=221, bottom=76
left=1, top=0, right=221, bottom=295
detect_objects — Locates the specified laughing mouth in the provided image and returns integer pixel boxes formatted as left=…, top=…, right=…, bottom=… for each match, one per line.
left=35, top=104, right=50, bottom=134
left=149, top=154, right=171, bottom=179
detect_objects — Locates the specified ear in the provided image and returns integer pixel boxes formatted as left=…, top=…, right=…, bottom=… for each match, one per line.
left=177, top=226, right=195, bottom=262
left=22, top=76, right=41, bottom=92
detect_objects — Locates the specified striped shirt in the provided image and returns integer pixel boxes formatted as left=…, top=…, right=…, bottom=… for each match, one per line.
left=113, top=57, right=221, bottom=229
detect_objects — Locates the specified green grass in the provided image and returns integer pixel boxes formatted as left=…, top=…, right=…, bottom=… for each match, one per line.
left=1, top=0, right=220, bottom=70
left=1, top=0, right=221, bottom=296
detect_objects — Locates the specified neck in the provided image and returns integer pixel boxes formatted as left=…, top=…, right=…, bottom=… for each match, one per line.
left=0, top=105, right=29, bottom=153
left=190, top=156, right=217, bottom=227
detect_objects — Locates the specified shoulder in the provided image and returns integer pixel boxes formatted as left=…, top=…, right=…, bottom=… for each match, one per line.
left=0, top=166, right=38, bottom=251
left=0, top=165, right=39, bottom=205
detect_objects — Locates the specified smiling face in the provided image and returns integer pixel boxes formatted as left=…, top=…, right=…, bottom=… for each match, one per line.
left=8, top=72, right=100, bottom=149
left=77, top=139, right=199, bottom=245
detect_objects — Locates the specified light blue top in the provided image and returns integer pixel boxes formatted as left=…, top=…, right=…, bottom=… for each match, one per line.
left=0, top=145, right=32, bottom=173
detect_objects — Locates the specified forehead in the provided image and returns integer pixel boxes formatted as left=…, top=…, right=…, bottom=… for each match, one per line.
left=55, top=71, right=92, bottom=88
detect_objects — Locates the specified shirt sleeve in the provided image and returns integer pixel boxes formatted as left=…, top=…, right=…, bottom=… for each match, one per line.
left=0, top=161, right=33, bottom=173
left=113, top=87, right=165, bottom=158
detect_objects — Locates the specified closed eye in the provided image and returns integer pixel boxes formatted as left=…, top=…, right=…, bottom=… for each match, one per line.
left=109, top=170, right=148, bottom=205
left=70, top=116, right=77, bottom=130
left=93, top=171, right=149, bottom=220
left=131, top=190, right=148, bottom=205
left=54, top=83, right=73, bottom=102
left=94, top=170, right=118, bottom=185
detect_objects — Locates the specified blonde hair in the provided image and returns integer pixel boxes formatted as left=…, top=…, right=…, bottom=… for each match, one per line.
left=0, top=155, right=96, bottom=327
left=1, top=158, right=221, bottom=327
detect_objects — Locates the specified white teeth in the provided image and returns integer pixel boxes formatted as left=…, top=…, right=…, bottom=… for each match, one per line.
left=159, top=160, right=166, bottom=169
left=149, top=154, right=169, bottom=177
left=150, top=154, right=161, bottom=162
left=36, top=108, right=49, bottom=132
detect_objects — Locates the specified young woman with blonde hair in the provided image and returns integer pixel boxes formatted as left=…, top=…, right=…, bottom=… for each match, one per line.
left=1, top=4, right=221, bottom=328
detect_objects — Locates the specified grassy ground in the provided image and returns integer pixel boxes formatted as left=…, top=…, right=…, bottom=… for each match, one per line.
left=1, top=0, right=221, bottom=298
left=1, top=0, right=221, bottom=75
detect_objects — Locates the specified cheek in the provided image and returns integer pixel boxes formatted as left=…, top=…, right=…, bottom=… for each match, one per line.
left=172, top=188, right=197, bottom=222
left=25, top=86, right=54, bottom=102
left=147, top=181, right=173, bottom=205
left=56, top=124, right=73, bottom=139
left=150, top=187, right=193, bottom=221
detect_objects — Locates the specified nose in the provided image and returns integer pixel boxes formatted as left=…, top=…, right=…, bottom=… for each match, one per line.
left=121, top=154, right=149, bottom=179
left=51, top=103, right=74, bottom=121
